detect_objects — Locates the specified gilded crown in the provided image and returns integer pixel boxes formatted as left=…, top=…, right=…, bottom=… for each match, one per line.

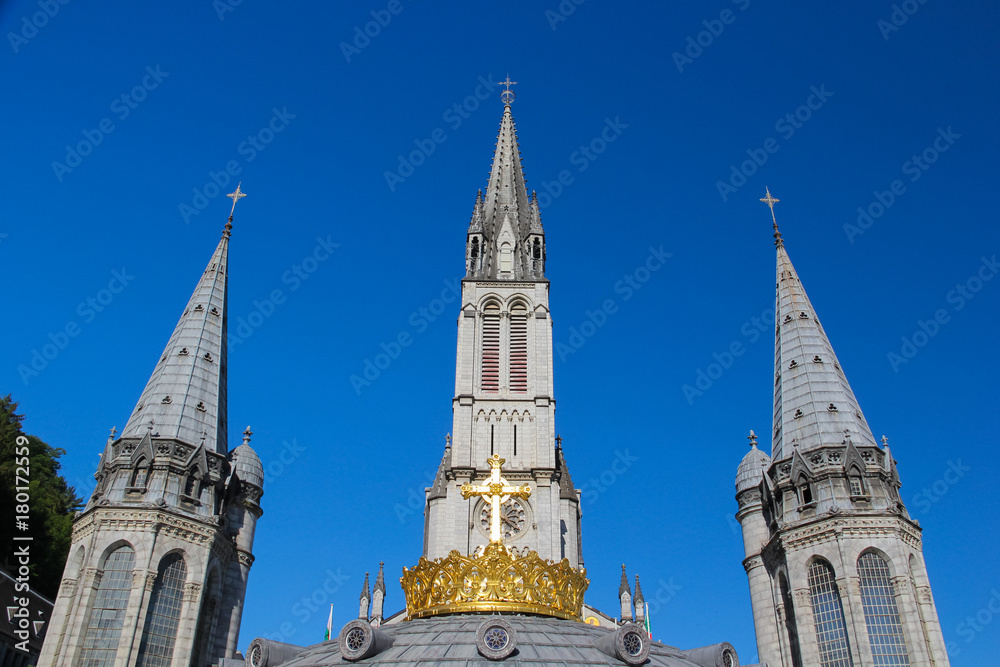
left=401, top=543, right=589, bottom=620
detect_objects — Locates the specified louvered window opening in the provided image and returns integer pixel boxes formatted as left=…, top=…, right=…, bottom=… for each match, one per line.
left=137, top=554, right=187, bottom=667
left=80, top=546, right=136, bottom=667
left=808, top=560, right=854, bottom=667
left=482, top=309, right=501, bottom=392
left=509, top=309, right=528, bottom=392
left=858, top=553, right=910, bottom=666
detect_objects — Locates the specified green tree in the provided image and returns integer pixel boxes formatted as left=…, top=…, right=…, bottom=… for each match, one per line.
left=0, top=394, right=84, bottom=600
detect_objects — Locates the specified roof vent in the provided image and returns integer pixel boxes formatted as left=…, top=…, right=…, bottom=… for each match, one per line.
left=594, top=623, right=650, bottom=665
left=338, top=619, right=393, bottom=662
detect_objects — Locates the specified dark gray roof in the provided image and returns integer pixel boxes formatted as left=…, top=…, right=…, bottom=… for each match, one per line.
left=277, top=614, right=715, bottom=667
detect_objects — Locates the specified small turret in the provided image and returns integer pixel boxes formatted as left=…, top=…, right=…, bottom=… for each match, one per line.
left=359, top=572, right=370, bottom=620
left=371, top=562, right=386, bottom=627
left=619, top=564, right=633, bottom=622
left=634, top=575, right=645, bottom=625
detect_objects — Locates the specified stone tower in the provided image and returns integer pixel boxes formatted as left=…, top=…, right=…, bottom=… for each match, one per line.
left=423, top=88, right=583, bottom=568
left=735, top=195, right=950, bottom=667
left=39, top=199, right=264, bottom=667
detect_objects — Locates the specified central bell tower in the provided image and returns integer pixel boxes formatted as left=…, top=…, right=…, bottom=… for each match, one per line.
left=423, top=84, right=583, bottom=568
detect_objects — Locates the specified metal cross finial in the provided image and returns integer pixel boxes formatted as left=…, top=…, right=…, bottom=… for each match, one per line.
left=500, top=75, right=518, bottom=106
left=748, top=430, right=757, bottom=448
left=555, top=434, right=563, bottom=447
left=461, top=455, right=532, bottom=544
left=226, top=182, right=247, bottom=222
left=760, top=187, right=783, bottom=247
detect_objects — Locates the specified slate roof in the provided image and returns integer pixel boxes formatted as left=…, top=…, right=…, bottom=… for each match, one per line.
left=277, top=614, right=713, bottom=667
left=735, top=443, right=771, bottom=493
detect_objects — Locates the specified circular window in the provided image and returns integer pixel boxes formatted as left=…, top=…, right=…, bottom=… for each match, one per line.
left=723, top=649, right=735, bottom=667
left=477, top=497, right=530, bottom=542
left=476, top=618, right=517, bottom=660
left=249, top=644, right=262, bottom=667
left=622, top=631, right=643, bottom=656
left=345, top=628, right=366, bottom=652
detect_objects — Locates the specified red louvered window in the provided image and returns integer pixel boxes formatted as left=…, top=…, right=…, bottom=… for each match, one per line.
left=509, top=305, right=528, bottom=392
left=481, top=305, right=501, bottom=392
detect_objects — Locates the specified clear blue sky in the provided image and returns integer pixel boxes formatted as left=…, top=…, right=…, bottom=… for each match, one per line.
left=2, top=0, right=998, bottom=663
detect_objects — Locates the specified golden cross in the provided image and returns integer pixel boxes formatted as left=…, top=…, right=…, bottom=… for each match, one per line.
left=461, top=454, right=531, bottom=544
left=227, top=182, right=247, bottom=219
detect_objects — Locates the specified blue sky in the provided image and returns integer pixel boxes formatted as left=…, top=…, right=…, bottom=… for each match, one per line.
left=2, top=0, right=998, bottom=663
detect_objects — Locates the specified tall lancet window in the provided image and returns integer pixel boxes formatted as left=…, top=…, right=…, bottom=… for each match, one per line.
left=80, top=545, right=135, bottom=667
left=137, top=554, right=187, bottom=667
left=509, top=303, right=528, bottom=393
left=858, top=553, right=910, bottom=665
left=481, top=304, right=501, bottom=392
left=470, top=237, right=480, bottom=274
left=808, top=559, right=854, bottom=667
left=500, top=243, right=513, bottom=273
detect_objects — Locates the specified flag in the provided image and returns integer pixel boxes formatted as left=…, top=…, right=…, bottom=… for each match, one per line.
left=325, top=604, right=333, bottom=641
left=644, top=603, right=651, bottom=639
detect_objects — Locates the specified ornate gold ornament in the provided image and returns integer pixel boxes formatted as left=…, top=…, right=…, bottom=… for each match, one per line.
left=401, top=455, right=589, bottom=620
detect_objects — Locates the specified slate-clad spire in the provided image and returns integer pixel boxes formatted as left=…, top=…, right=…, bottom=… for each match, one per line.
left=770, top=200, right=876, bottom=461
left=122, top=217, right=232, bottom=454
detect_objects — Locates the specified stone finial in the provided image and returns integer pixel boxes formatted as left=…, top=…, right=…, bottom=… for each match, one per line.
left=881, top=435, right=889, bottom=447
left=748, top=430, right=758, bottom=448
left=243, top=426, right=253, bottom=446
left=108, top=427, right=117, bottom=444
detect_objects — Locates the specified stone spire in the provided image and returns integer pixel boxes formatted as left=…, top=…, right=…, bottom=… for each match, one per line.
left=371, top=562, right=386, bottom=626
left=619, top=564, right=633, bottom=622
left=769, top=195, right=876, bottom=461
left=634, top=575, right=645, bottom=624
left=122, top=212, right=234, bottom=454
left=466, top=83, right=545, bottom=280
left=359, top=572, right=370, bottom=620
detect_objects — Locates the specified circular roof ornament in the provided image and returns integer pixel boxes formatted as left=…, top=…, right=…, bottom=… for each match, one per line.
left=476, top=617, right=517, bottom=660
left=612, top=624, right=650, bottom=665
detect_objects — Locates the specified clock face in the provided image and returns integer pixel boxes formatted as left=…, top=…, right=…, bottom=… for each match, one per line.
left=480, top=498, right=528, bottom=541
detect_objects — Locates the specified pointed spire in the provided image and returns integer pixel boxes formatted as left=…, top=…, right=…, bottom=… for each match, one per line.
left=770, top=192, right=876, bottom=461
left=122, top=198, right=239, bottom=454
left=360, top=572, right=370, bottom=601
left=619, top=564, right=631, bottom=597
left=469, top=83, right=535, bottom=280
left=634, top=575, right=645, bottom=605
left=374, top=562, right=385, bottom=594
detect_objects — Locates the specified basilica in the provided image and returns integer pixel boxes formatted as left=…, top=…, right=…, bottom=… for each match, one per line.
left=37, top=86, right=949, bottom=667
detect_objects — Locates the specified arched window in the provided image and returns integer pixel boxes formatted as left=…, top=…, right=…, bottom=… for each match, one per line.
left=509, top=303, right=528, bottom=393
left=184, top=473, right=199, bottom=499
left=807, top=559, right=854, bottom=667
left=500, top=243, right=513, bottom=273
left=858, top=552, right=910, bottom=665
left=80, top=545, right=135, bottom=667
left=470, top=237, right=481, bottom=273
left=481, top=304, right=501, bottom=392
left=132, top=461, right=149, bottom=490
left=137, top=553, right=187, bottom=667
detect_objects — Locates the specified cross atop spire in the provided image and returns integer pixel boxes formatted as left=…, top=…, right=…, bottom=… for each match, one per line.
left=225, top=182, right=247, bottom=235
left=760, top=187, right=782, bottom=247
left=500, top=75, right=517, bottom=105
